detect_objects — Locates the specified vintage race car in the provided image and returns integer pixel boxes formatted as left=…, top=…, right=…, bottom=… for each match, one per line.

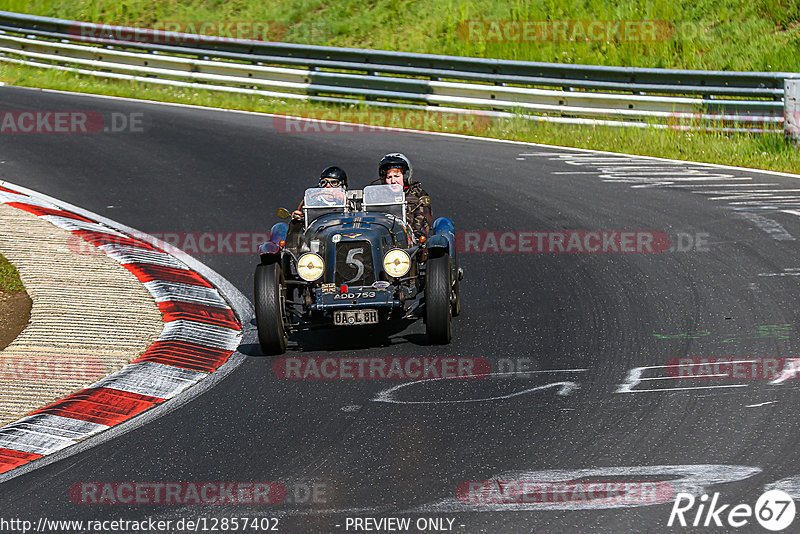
left=254, top=184, right=462, bottom=355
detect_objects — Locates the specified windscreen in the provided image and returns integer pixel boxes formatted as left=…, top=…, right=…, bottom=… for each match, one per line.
left=303, top=187, right=347, bottom=208
left=303, top=187, right=347, bottom=227
left=363, top=184, right=406, bottom=220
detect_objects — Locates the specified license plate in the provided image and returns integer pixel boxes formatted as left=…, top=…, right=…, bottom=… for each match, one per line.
left=334, top=309, right=379, bottom=326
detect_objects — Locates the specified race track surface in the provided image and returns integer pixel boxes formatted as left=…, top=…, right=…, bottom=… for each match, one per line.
left=1, top=86, right=800, bottom=532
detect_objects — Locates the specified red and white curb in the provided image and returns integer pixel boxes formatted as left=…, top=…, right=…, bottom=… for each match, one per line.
left=0, top=183, right=245, bottom=475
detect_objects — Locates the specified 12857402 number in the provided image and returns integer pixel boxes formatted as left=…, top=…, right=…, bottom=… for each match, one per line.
left=193, top=517, right=279, bottom=531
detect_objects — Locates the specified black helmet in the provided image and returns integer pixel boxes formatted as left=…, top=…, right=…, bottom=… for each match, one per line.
left=319, top=166, right=348, bottom=188
left=378, top=153, right=413, bottom=186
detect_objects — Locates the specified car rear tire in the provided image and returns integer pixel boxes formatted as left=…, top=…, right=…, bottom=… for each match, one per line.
left=254, top=262, right=288, bottom=355
left=426, top=252, right=452, bottom=344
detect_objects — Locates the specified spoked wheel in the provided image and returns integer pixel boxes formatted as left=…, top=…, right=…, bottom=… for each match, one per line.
left=425, top=251, right=452, bottom=344
left=254, top=262, right=288, bottom=355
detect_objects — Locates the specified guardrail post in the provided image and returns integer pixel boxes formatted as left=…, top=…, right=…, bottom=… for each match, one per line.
left=785, top=79, right=800, bottom=145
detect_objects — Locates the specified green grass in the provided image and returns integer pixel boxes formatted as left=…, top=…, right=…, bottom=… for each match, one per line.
left=0, top=253, right=25, bottom=292
left=2, top=61, right=799, bottom=174
left=3, top=0, right=800, bottom=70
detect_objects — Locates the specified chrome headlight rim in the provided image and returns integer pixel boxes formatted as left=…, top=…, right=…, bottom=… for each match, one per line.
left=383, top=248, right=411, bottom=278
left=297, top=252, right=325, bottom=281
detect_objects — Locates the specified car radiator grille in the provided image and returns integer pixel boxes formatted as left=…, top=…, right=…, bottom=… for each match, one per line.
left=334, top=241, right=375, bottom=286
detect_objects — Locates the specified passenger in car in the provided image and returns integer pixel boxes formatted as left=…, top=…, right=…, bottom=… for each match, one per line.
left=378, top=153, right=432, bottom=239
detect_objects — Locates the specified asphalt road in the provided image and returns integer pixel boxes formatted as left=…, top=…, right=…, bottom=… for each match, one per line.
left=1, top=86, right=800, bottom=533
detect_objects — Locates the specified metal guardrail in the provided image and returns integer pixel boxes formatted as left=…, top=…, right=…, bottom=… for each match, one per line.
left=0, top=10, right=796, bottom=133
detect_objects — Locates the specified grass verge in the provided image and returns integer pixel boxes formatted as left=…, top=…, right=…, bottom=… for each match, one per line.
left=0, top=253, right=25, bottom=292
left=0, top=252, right=30, bottom=351
left=2, top=0, right=799, bottom=71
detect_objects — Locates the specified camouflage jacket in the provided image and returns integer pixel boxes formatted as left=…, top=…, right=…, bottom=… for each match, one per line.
left=405, top=182, right=433, bottom=238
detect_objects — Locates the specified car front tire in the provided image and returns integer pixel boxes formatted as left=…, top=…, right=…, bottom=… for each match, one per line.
left=254, top=262, right=288, bottom=355
left=425, top=251, right=452, bottom=344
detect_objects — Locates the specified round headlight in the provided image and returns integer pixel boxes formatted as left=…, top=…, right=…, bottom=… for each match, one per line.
left=297, top=253, right=324, bottom=281
left=383, top=249, right=411, bottom=278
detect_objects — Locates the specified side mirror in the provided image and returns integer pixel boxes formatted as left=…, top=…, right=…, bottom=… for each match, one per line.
left=276, top=207, right=291, bottom=219
left=419, top=196, right=431, bottom=207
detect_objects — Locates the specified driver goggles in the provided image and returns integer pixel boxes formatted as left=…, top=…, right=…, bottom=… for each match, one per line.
left=319, top=178, right=343, bottom=188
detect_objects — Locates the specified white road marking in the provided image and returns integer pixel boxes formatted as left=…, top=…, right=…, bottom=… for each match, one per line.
left=765, top=476, right=800, bottom=498
left=745, top=401, right=778, bottom=408
left=616, top=365, right=750, bottom=394
left=373, top=370, right=586, bottom=404
left=375, top=381, right=579, bottom=404
left=519, top=153, right=582, bottom=156
left=595, top=165, right=694, bottom=170
left=686, top=183, right=781, bottom=188
left=493, top=369, right=589, bottom=374
left=758, top=268, right=800, bottom=277
left=558, top=156, right=644, bottom=162
left=414, top=464, right=761, bottom=512
left=525, top=151, right=800, bottom=218
left=604, top=178, right=751, bottom=188
left=618, top=357, right=800, bottom=393
left=708, top=189, right=800, bottom=200
left=729, top=197, right=800, bottom=205
left=736, top=212, right=795, bottom=240
left=600, top=171, right=739, bottom=176
left=769, top=358, right=800, bottom=384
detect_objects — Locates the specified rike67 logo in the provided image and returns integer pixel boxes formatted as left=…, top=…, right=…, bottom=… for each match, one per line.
left=668, top=489, right=796, bottom=531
